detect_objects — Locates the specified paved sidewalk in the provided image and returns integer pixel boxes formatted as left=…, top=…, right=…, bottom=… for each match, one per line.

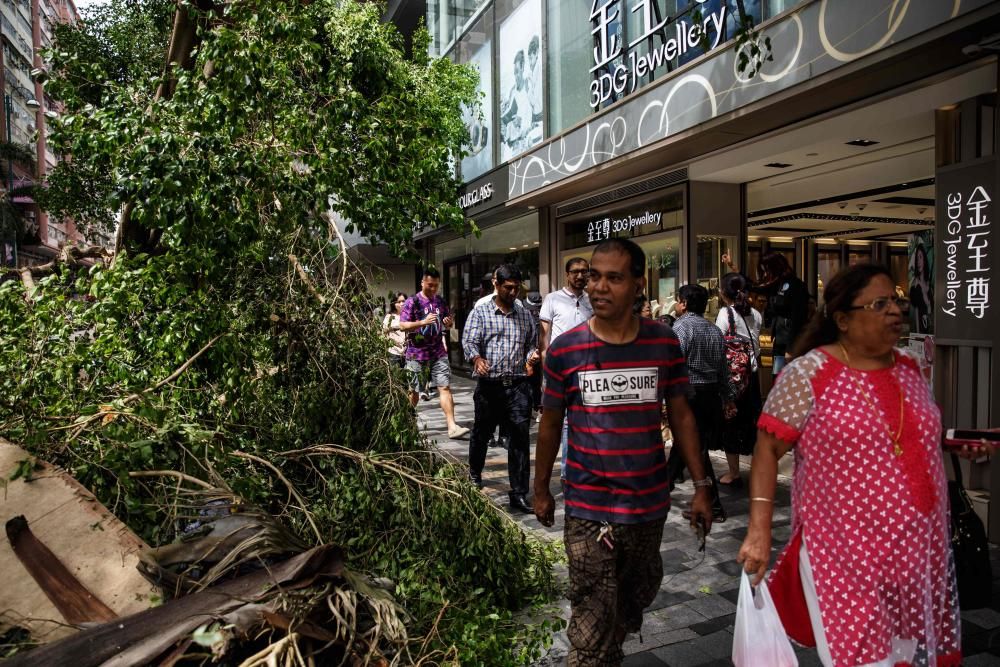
left=416, top=374, right=1000, bottom=666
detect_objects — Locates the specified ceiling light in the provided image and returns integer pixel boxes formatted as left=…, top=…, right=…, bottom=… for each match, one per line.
left=845, top=139, right=880, bottom=147
left=764, top=162, right=792, bottom=168
left=532, top=241, right=539, bottom=245
left=521, top=244, right=529, bottom=248
left=508, top=247, right=517, bottom=251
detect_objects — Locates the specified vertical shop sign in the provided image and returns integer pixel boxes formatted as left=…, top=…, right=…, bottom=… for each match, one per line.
left=934, top=159, right=998, bottom=339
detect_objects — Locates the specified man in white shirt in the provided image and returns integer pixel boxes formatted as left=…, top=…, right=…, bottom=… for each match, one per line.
left=538, top=257, right=593, bottom=478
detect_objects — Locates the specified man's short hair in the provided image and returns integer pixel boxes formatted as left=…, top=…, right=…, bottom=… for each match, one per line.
left=678, top=284, right=708, bottom=315
left=495, top=263, right=523, bottom=284
left=592, top=238, right=645, bottom=278
left=565, top=257, right=588, bottom=273
left=423, top=267, right=441, bottom=279
left=528, top=36, right=540, bottom=57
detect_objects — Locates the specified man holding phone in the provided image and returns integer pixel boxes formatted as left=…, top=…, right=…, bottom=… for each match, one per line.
left=534, top=238, right=713, bottom=665
left=399, top=267, right=469, bottom=439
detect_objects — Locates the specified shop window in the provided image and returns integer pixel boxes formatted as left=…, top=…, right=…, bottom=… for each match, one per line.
left=495, top=0, right=544, bottom=162
left=456, top=8, right=495, bottom=182
left=548, top=0, right=592, bottom=133
left=816, top=245, right=841, bottom=303
left=434, top=213, right=540, bottom=364
left=696, top=235, right=736, bottom=321
left=847, top=244, right=873, bottom=266
left=428, top=0, right=491, bottom=57
left=560, top=228, right=683, bottom=321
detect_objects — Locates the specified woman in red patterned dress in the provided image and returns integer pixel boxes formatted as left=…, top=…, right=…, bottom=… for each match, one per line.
left=737, top=264, right=965, bottom=667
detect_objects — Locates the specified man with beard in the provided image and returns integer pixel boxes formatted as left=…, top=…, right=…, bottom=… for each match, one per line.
left=538, top=257, right=593, bottom=479
left=462, top=263, right=540, bottom=512
left=534, top=239, right=713, bottom=665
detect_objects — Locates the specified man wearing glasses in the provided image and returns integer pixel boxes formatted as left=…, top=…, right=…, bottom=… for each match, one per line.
left=462, top=263, right=540, bottom=512
left=538, top=257, right=593, bottom=479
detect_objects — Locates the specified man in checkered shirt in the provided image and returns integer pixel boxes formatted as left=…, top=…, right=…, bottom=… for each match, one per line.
left=462, top=263, right=540, bottom=513
left=665, top=283, right=735, bottom=522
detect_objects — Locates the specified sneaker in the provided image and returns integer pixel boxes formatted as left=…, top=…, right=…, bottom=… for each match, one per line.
left=448, top=425, right=470, bottom=439
left=419, top=391, right=430, bottom=401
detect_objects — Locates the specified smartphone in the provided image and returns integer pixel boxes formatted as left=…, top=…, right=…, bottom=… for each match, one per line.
left=943, top=428, right=1000, bottom=449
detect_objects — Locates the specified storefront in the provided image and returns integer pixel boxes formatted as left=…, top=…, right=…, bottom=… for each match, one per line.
left=425, top=0, right=1000, bottom=533
left=418, top=164, right=542, bottom=368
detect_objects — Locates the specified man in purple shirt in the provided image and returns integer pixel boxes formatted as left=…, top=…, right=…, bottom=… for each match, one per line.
left=399, top=267, right=469, bottom=439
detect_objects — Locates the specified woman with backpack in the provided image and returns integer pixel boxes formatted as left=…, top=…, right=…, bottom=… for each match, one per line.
left=714, top=272, right=763, bottom=487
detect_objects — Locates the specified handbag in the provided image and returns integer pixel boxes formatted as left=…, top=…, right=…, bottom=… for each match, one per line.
left=732, top=571, right=798, bottom=667
left=723, top=307, right=754, bottom=399
left=948, top=452, right=992, bottom=609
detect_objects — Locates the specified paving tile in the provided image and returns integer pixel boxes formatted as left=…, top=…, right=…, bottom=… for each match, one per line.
left=647, top=604, right=708, bottom=632
left=621, top=652, right=669, bottom=666
left=689, top=612, right=735, bottom=636
left=623, top=628, right=699, bottom=655
left=650, top=629, right=733, bottom=664
left=961, top=654, right=1000, bottom=666
left=964, top=608, right=1000, bottom=631
left=683, top=594, right=737, bottom=619
left=646, top=588, right=696, bottom=612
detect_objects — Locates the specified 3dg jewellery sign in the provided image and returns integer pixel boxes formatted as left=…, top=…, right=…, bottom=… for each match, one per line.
left=590, top=0, right=728, bottom=109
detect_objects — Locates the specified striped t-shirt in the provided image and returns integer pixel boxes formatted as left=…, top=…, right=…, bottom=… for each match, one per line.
left=542, top=318, right=689, bottom=524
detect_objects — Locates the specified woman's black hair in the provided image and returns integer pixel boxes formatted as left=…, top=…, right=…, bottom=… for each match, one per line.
left=791, top=263, right=893, bottom=357
left=633, top=293, right=648, bottom=315
left=720, top=272, right=752, bottom=317
left=760, top=252, right=792, bottom=282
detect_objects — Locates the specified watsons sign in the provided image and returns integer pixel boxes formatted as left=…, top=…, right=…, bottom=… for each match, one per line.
left=459, top=182, right=495, bottom=211
left=590, top=0, right=727, bottom=109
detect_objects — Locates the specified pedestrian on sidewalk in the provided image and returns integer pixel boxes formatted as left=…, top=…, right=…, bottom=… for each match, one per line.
left=664, top=283, right=735, bottom=522
left=398, top=267, right=469, bottom=439
left=738, top=264, right=971, bottom=667
left=533, top=238, right=714, bottom=666
left=714, top=272, right=763, bottom=487
left=538, top=257, right=593, bottom=478
left=382, top=292, right=408, bottom=370
left=462, top=263, right=540, bottom=512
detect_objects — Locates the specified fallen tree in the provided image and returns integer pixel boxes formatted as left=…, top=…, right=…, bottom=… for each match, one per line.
left=0, top=1, right=559, bottom=663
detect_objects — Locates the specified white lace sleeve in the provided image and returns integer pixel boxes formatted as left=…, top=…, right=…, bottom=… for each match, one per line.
left=758, top=351, right=824, bottom=443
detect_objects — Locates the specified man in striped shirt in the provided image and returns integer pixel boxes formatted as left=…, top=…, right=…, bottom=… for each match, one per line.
left=533, top=239, right=713, bottom=665
left=462, top=263, right=540, bottom=512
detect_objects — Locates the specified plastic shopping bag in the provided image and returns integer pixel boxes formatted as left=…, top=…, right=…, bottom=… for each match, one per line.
left=732, top=570, right=798, bottom=667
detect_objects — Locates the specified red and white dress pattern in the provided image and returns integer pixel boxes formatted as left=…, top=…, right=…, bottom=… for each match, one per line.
left=759, top=348, right=961, bottom=667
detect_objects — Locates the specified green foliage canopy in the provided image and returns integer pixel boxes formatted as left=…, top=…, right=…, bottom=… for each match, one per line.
left=2, top=1, right=559, bottom=663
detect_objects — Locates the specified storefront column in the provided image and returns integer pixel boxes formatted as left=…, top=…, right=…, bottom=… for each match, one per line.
left=687, top=181, right=744, bottom=284
left=933, top=91, right=999, bottom=540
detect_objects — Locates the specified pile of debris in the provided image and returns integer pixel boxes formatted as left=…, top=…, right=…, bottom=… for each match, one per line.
left=1, top=440, right=409, bottom=666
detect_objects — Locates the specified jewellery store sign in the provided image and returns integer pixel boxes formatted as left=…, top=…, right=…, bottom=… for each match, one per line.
left=934, top=159, right=998, bottom=340
left=590, top=0, right=727, bottom=109
left=571, top=209, right=663, bottom=247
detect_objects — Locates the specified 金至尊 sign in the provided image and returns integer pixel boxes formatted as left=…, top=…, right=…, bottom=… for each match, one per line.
left=590, top=0, right=727, bottom=109
left=934, top=158, right=997, bottom=339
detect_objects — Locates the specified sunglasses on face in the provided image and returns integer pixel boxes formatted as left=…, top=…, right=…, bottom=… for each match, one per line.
left=845, top=295, right=909, bottom=313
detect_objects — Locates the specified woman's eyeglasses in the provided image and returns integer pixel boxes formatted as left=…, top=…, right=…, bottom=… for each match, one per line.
left=845, top=295, right=909, bottom=313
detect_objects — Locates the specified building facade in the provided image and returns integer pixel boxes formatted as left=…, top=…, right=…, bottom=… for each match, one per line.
left=408, top=0, right=1000, bottom=535
left=1, top=0, right=82, bottom=267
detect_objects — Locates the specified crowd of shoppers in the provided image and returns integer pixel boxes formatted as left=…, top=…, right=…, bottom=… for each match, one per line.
left=379, top=244, right=990, bottom=667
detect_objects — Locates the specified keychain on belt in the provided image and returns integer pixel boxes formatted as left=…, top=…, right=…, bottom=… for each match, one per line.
left=597, top=521, right=615, bottom=551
